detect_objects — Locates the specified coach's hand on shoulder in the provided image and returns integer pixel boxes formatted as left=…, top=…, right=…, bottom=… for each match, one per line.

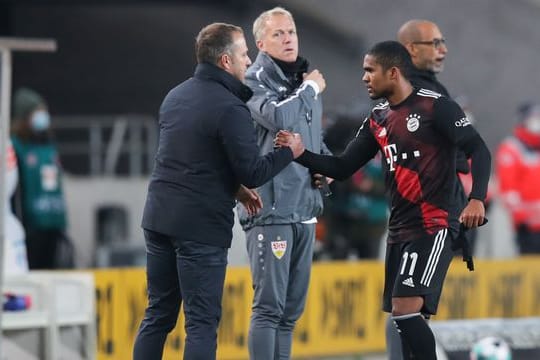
left=274, top=130, right=305, bottom=159
left=236, top=185, right=263, bottom=216
left=459, top=199, right=486, bottom=228
left=303, top=70, right=326, bottom=93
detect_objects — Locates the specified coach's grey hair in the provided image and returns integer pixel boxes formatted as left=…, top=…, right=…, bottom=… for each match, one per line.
left=252, top=7, right=294, bottom=41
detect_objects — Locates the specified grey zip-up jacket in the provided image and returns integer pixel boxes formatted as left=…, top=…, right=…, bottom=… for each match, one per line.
left=238, top=52, right=332, bottom=230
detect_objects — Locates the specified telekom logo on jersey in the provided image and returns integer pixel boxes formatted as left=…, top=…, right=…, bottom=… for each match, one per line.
left=383, top=143, right=421, bottom=172
left=383, top=144, right=398, bottom=171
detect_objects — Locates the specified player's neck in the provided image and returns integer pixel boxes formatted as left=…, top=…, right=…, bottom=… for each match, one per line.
left=387, top=81, right=414, bottom=106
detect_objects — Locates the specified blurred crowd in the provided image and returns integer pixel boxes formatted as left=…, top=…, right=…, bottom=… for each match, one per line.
left=315, top=111, right=388, bottom=260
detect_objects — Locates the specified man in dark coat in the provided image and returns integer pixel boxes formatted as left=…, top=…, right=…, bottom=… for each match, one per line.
left=133, top=22, right=304, bottom=360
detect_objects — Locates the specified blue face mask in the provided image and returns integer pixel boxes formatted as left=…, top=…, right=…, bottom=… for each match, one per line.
left=30, top=110, right=50, bottom=132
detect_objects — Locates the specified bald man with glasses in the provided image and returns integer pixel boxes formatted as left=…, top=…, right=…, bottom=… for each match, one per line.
left=398, top=19, right=449, bottom=96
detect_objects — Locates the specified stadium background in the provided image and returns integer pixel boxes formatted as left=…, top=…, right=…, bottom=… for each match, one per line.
left=2, top=0, right=540, bottom=358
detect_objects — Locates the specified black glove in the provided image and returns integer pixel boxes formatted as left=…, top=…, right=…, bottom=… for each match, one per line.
left=452, top=218, right=489, bottom=271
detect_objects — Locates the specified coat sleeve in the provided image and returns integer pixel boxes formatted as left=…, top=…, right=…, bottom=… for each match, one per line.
left=218, top=104, right=293, bottom=188
left=246, top=69, right=320, bottom=132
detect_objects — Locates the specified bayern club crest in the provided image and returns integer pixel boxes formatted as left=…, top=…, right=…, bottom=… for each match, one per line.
left=406, top=113, right=421, bottom=132
left=271, top=237, right=287, bottom=259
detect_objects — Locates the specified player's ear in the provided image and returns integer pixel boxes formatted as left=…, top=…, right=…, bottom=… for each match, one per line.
left=389, top=66, right=399, bottom=80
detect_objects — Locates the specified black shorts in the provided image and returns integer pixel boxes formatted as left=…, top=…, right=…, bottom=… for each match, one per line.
left=383, top=228, right=453, bottom=315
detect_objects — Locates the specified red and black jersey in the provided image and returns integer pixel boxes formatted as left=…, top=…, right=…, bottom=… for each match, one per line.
left=297, top=88, right=491, bottom=244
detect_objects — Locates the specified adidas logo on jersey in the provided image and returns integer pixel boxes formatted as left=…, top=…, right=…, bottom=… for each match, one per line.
left=402, top=277, right=415, bottom=288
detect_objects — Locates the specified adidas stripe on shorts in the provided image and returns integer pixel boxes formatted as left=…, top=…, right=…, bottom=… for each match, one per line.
left=382, top=228, right=454, bottom=315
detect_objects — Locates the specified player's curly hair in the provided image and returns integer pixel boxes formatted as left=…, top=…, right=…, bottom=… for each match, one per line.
left=367, top=41, right=414, bottom=80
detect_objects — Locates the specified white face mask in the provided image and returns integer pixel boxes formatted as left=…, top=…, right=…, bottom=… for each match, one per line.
left=525, top=115, right=540, bottom=134
left=30, top=110, right=50, bottom=132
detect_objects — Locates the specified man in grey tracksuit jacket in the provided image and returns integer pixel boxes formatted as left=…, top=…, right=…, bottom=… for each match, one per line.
left=237, top=7, right=332, bottom=360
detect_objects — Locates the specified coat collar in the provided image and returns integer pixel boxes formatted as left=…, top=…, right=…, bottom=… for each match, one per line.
left=409, top=66, right=449, bottom=96
left=252, top=51, right=290, bottom=83
left=194, top=63, right=253, bottom=103
left=410, top=66, right=438, bottom=83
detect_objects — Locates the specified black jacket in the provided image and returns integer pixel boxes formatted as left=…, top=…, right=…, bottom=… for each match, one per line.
left=409, top=67, right=450, bottom=97
left=141, top=63, right=293, bottom=247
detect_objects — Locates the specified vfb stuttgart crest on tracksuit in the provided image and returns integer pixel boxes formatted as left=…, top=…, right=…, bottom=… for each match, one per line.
left=271, top=237, right=287, bottom=259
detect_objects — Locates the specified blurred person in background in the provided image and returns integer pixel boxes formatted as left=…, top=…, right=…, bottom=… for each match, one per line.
left=397, top=19, right=449, bottom=95
left=496, top=102, right=540, bottom=254
left=4, top=139, right=29, bottom=276
left=236, top=7, right=332, bottom=359
left=397, top=19, right=471, bottom=225
left=11, top=88, right=73, bottom=270
left=322, top=113, right=388, bottom=260
left=134, top=22, right=303, bottom=360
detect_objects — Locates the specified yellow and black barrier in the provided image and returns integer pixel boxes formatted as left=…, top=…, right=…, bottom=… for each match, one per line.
left=94, top=257, right=540, bottom=359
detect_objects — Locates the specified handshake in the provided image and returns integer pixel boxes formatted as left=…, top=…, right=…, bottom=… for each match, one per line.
left=274, top=130, right=305, bottom=159
left=274, top=130, right=333, bottom=195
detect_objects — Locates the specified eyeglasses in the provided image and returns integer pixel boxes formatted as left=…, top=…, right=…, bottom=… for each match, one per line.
left=412, top=38, right=446, bottom=49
